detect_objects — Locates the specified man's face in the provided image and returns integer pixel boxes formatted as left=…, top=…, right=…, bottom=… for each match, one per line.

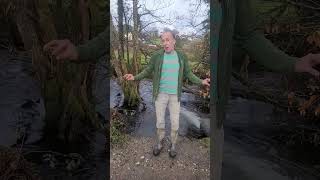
left=161, top=32, right=176, bottom=53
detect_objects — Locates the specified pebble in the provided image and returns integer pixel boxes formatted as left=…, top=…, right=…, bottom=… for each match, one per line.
left=135, top=162, right=140, bottom=165
left=140, top=156, right=145, bottom=159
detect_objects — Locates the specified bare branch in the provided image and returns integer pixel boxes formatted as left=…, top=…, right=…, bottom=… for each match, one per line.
left=286, top=0, right=320, bottom=10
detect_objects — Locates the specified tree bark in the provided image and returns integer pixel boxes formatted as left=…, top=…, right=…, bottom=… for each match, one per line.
left=110, top=15, right=123, bottom=80
left=78, top=0, right=90, bottom=42
left=14, top=0, right=100, bottom=143
left=132, top=0, right=139, bottom=74
left=123, top=8, right=130, bottom=64
left=118, top=0, right=125, bottom=65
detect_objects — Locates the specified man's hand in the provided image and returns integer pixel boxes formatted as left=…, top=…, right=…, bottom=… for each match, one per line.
left=123, top=74, right=134, bottom=80
left=43, top=39, right=79, bottom=60
left=202, top=78, right=210, bottom=86
left=295, top=53, right=320, bottom=78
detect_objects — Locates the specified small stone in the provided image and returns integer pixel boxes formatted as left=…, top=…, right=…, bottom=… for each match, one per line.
left=140, top=156, right=145, bottom=159
left=136, top=162, right=140, bottom=165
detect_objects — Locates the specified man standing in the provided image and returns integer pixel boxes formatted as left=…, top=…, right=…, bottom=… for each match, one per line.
left=124, top=29, right=210, bottom=158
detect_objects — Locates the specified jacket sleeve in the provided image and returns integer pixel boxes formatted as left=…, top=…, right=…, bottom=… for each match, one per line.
left=233, top=0, right=298, bottom=73
left=76, top=29, right=107, bottom=62
left=134, top=54, right=155, bottom=81
left=183, top=53, right=203, bottom=85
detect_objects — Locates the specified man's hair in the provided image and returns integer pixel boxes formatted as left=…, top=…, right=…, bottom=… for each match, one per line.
left=160, top=28, right=177, bottom=40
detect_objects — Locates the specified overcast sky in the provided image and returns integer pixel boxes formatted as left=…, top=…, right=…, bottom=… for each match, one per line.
left=110, top=0, right=209, bottom=36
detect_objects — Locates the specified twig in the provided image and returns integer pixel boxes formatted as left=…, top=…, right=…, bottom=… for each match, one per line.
left=232, top=71, right=288, bottom=108
left=286, top=0, right=320, bottom=10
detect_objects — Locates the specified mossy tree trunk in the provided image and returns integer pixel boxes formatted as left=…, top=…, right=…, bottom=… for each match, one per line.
left=123, top=0, right=141, bottom=109
left=10, top=0, right=105, bottom=143
left=114, top=0, right=141, bottom=109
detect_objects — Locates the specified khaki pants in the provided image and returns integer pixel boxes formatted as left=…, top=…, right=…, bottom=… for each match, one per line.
left=155, top=93, right=180, bottom=131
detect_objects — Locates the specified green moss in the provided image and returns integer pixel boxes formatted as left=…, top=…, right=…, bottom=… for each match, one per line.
left=200, top=137, right=210, bottom=149
left=110, top=124, right=127, bottom=147
left=110, top=113, right=128, bottom=147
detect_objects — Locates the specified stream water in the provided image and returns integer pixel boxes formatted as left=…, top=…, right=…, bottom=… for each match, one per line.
left=222, top=97, right=320, bottom=180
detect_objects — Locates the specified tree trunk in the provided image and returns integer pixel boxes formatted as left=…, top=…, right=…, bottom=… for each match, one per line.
left=78, top=0, right=90, bottom=42
left=121, top=0, right=141, bottom=108
left=132, top=0, right=138, bottom=69
left=117, top=0, right=125, bottom=65
left=110, top=16, right=123, bottom=79
left=123, top=9, right=130, bottom=64
left=114, top=0, right=141, bottom=109
left=14, top=0, right=100, bottom=143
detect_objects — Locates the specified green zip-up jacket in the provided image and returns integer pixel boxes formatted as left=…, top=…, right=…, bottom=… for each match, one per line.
left=76, top=29, right=107, bottom=61
left=213, top=0, right=299, bottom=127
left=134, top=49, right=203, bottom=102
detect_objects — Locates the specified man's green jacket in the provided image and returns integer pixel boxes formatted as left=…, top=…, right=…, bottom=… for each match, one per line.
left=134, top=49, right=203, bottom=102
left=215, top=0, right=299, bottom=111
left=76, top=29, right=107, bottom=61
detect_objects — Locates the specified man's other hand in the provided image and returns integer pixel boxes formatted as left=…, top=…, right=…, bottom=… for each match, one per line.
left=295, top=53, right=320, bottom=78
left=123, top=74, right=134, bottom=80
left=202, top=78, right=210, bottom=86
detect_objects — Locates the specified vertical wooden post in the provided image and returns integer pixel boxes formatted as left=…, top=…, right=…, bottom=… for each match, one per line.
left=211, top=1, right=223, bottom=179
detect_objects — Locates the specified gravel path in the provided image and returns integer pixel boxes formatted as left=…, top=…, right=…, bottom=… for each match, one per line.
left=111, top=136, right=210, bottom=180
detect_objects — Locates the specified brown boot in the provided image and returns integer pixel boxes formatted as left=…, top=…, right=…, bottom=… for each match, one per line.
left=169, top=130, right=178, bottom=158
left=153, top=128, right=165, bottom=156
